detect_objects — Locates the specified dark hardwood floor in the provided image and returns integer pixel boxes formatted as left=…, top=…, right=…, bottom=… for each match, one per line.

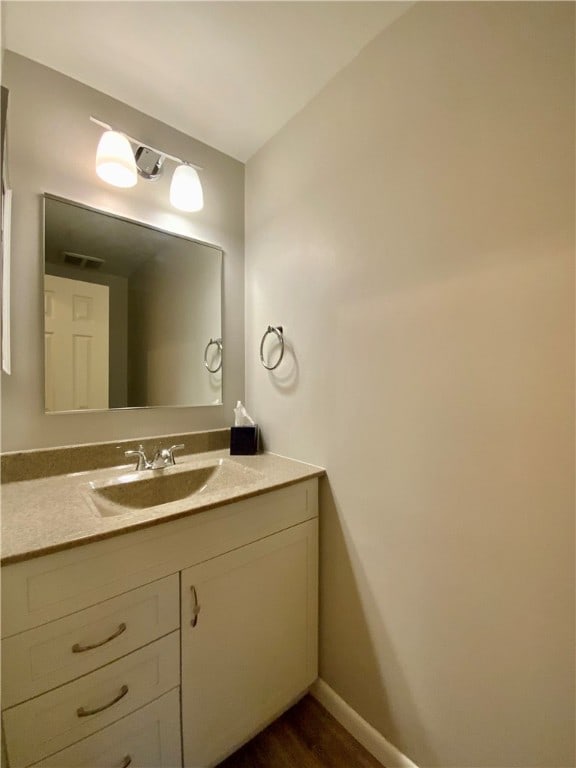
left=218, top=695, right=384, bottom=768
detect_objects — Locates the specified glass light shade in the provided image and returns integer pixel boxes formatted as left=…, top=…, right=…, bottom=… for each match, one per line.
left=95, top=130, right=137, bottom=188
left=170, top=164, right=204, bottom=212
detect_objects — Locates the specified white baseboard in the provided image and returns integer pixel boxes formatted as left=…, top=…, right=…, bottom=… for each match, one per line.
left=311, top=679, right=418, bottom=768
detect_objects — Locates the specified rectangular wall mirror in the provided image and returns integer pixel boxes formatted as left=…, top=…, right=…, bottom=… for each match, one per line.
left=43, top=195, right=223, bottom=413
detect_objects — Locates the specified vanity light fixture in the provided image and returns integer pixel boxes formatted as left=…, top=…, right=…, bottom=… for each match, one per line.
left=170, top=163, right=203, bottom=212
left=90, top=116, right=204, bottom=212
left=95, top=130, right=137, bottom=188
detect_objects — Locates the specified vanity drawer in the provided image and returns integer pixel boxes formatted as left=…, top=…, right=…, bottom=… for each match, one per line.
left=1, top=574, right=179, bottom=708
left=2, top=632, right=180, bottom=767
left=2, top=479, right=317, bottom=637
left=30, top=689, right=182, bottom=768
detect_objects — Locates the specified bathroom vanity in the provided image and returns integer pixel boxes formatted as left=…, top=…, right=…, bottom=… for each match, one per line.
left=0, top=438, right=323, bottom=768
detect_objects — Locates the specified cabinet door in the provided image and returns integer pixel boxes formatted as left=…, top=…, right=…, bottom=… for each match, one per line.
left=181, top=519, right=318, bottom=768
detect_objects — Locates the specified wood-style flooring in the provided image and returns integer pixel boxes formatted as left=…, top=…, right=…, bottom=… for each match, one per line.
left=218, top=695, right=384, bottom=768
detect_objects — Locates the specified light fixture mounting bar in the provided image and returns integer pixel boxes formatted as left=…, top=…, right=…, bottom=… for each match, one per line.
left=89, top=116, right=203, bottom=171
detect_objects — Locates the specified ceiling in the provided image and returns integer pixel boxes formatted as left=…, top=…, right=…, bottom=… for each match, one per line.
left=3, top=1, right=412, bottom=161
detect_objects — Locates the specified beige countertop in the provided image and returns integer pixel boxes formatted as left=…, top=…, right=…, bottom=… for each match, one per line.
left=1, top=450, right=325, bottom=565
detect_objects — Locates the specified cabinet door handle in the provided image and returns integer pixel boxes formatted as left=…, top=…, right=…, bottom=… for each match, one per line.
left=72, top=622, right=127, bottom=653
left=77, top=684, right=129, bottom=717
left=119, top=757, right=132, bottom=768
left=191, top=585, right=201, bottom=627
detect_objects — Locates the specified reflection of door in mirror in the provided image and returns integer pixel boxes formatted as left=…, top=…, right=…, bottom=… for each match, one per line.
left=44, top=275, right=109, bottom=411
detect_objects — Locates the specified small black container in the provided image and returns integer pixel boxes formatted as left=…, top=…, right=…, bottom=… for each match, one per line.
left=230, top=425, right=259, bottom=455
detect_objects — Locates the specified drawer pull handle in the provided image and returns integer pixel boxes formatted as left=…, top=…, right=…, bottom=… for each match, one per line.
left=77, top=684, right=129, bottom=717
left=119, top=757, right=132, bottom=768
left=191, top=585, right=201, bottom=627
left=72, top=622, right=127, bottom=653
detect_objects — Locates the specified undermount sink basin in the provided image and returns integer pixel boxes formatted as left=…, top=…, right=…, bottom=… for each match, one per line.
left=88, top=459, right=263, bottom=516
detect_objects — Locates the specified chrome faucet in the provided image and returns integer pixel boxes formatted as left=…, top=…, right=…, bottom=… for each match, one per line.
left=124, top=443, right=185, bottom=471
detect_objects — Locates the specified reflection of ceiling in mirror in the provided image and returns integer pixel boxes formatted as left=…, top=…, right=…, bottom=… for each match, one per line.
left=44, top=197, right=221, bottom=279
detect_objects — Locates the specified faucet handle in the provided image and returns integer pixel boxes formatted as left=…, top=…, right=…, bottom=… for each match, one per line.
left=124, top=444, right=150, bottom=470
left=152, top=444, right=185, bottom=469
left=166, top=444, right=185, bottom=463
left=126, top=443, right=184, bottom=470
left=124, top=443, right=145, bottom=456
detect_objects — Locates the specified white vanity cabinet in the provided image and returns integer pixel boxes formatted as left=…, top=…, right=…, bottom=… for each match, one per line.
left=181, top=519, right=318, bottom=767
left=1, top=478, right=319, bottom=768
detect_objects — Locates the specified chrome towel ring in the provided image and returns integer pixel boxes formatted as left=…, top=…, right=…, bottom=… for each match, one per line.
left=204, top=337, right=222, bottom=373
left=260, top=326, right=284, bottom=370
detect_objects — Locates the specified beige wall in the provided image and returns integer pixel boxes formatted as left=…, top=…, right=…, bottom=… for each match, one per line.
left=1, top=52, right=244, bottom=450
left=246, top=3, right=575, bottom=766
